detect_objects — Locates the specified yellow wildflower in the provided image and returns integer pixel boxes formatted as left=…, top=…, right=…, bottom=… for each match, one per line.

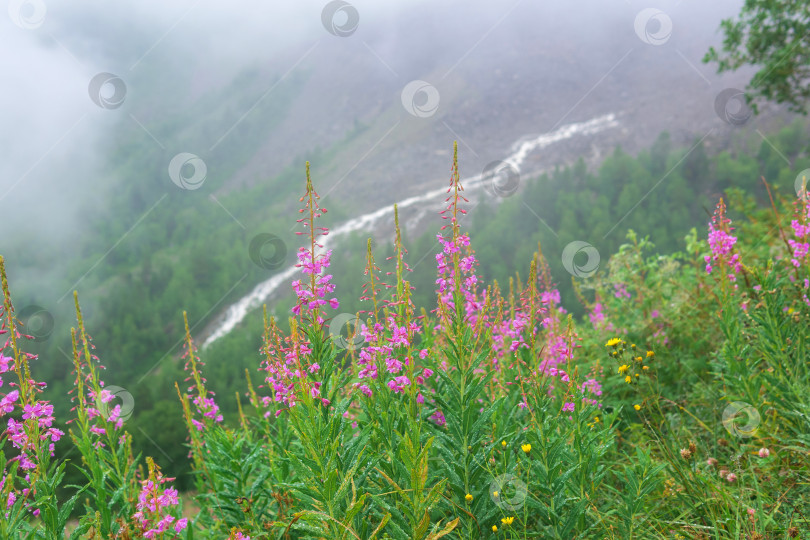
left=625, top=376, right=632, bottom=383
left=606, top=338, right=621, bottom=347
left=465, top=493, right=473, bottom=503
left=521, top=443, right=531, bottom=454
left=501, top=440, right=507, bottom=448
left=646, top=350, right=654, bottom=358
left=493, top=491, right=499, bottom=498
left=634, top=404, right=641, bottom=411
left=501, top=516, right=514, bottom=525
left=492, top=525, right=498, bottom=533
left=618, top=364, right=630, bottom=375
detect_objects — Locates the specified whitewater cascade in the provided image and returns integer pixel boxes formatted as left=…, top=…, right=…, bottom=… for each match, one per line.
left=201, top=113, right=619, bottom=348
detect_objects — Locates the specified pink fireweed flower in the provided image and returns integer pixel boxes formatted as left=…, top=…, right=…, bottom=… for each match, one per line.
left=539, top=334, right=574, bottom=375
left=431, top=409, right=446, bottom=426
left=0, top=389, right=18, bottom=415
left=580, top=378, right=603, bottom=407
left=293, top=163, right=339, bottom=326
left=613, top=283, right=631, bottom=300
left=386, top=375, right=411, bottom=394
left=788, top=197, right=810, bottom=269
left=704, top=198, right=741, bottom=280
left=435, top=233, right=485, bottom=327
left=588, top=302, right=607, bottom=329
left=291, top=250, right=339, bottom=320
left=0, top=353, right=12, bottom=376
left=192, top=395, right=224, bottom=423
left=261, top=314, right=320, bottom=413
left=22, top=402, right=55, bottom=428
left=87, top=384, right=125, bottom=433
left=354, top=318, right=422, bottom=397
left=68, top=323, right=127, bottom=439
left=434, top=146, right=487, bottom=329
left=562, top=402, right=575, bottom=412
left=133, top=458, right=186, bottom=539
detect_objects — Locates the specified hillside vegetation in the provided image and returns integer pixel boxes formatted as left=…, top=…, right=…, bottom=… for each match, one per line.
left=1, top=132, right=809, bottom=537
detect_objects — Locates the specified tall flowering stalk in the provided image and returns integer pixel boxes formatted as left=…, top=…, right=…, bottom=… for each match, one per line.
left=787, top=195, right=810, bottom=307
left=176, top=309, right=226, bottom=521
left=704, top=198, right=742, bottom=292
left=533, top=252, right=573, bottom=380
left=259, top=163, right=375, bottom=538
left=179, top=311, right=224, bottom=432
left=67, top=291, right=139, bottom=537
left=261, top=163, right=339, bottom=418
left=292, top=161, right=338, bottom=326
left=0, top=256, right=77, bottom=538
left=354, top=206, right=449, bottom=537
left=435, top=143, right=485, bottom=332
left=354, top=208, right=431, bottom=406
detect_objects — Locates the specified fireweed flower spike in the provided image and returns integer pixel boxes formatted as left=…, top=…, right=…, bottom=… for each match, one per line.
left=292, top=161, right=339, bottom=327
left=435, top=142, right=485, bottom=331
left=788, top=196, right=810, bottom=306
left=354, top=208, right=433, bottom=405
left=788, top=196, right=810, bottom=269
left=705, top=198, right=742, bottom=281
left=62, top=291, right=144, bottom=538
left=68, top=292, right=130, bottom=450
left=0, top=256, right=64, bottom=519
left=176, top=310, right=225, bottom=499
left=262, top=163, right=340, bottom=416
left=180, top=311, right=223, bottom=431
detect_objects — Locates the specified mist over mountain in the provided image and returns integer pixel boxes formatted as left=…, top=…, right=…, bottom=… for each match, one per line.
left=3, top=0, right=757, bottom=250
left=4, top=0, right=789, bottom=368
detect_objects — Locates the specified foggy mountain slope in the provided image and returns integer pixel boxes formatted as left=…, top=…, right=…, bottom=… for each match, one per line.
left=1, top=0, right=791, bottom=381
left=222, top=0, right=759, bottom=213
left=2, top=0, right=756, bottom=264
